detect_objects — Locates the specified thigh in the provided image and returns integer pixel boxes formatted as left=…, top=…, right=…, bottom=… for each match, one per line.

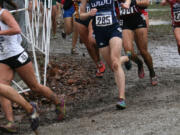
left=174, top=27, right=180, bottom=43
left=122, top=29, right=134, bottom=51
left=64, top=17, right=73, bottom=34
left=15, top=62, right=38, bottom=88
left=76, top=22, right=89, bottom=44
left=109, top=37, right=122, bottom=61
left=88, top=21, right=96, bottom=45
left=0, top=64, right=14, bottom=85
left=99, top=46, right=111, bottom=69
left=134, top=28, right=148, bottom=51
left=52, top=5, right=57, bottom=18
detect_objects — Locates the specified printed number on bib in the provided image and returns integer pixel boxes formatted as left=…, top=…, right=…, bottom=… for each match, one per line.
left=96, top=15, right=112, bottom=26
left=174, top=11, right=180, bottom=22
left=18, top=52, right=28, bottom=64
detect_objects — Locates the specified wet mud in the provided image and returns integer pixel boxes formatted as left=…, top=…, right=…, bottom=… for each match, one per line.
left=1, top=24, right=180, bottom=135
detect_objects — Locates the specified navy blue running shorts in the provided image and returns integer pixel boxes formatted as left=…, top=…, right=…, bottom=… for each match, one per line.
left=75, top=18, right=91, bottom=28
left=94, top=23, right=122, bottom=48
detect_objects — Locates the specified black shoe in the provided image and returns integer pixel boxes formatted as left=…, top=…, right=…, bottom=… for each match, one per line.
left=61, top=32, right=66, bottom=39
left=124, top=51, right=132, bottom=70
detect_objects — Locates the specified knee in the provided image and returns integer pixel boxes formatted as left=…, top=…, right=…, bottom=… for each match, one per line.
left=111, top=59, right=120, bottom=72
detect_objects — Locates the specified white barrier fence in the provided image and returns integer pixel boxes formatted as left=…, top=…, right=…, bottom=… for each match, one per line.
left=11, top=0, right=52, bottom=93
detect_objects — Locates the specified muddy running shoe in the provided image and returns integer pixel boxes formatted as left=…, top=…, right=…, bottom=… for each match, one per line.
left=151, top=76, right=158, bottom=86
left=29, top=102, right=39, bottom=131
left=138, top=65, right=145, bottom=79
left=55, top=97, right=66, bottom=121
left=71, top=48, right=78, bottom=54
left=0, top=121, right=18, bottom=133
left=124, top=51, right=132, bottom=70
left=96, top=61, right=106, bottom=78
left=116, top=99, right=126, bottom=110
left=61, top=32, right=66, bottom=39
left=51, top=34, right=58, bottom=39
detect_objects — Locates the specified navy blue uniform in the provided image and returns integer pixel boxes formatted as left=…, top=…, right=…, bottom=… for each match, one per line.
left=118, top=0, right=147, bottom=30
left=89, top=0, right=122, bottom=48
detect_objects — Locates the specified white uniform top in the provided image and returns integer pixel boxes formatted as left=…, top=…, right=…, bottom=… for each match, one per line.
left=0, top=9, right=24, bottom=60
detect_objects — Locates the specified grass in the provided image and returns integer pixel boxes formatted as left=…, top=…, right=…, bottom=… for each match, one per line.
left=148, top=10, right=171, bottom=20
left=148, top=2, right=169, bottom=9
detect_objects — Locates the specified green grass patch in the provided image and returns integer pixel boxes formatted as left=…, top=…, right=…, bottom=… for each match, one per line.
left=148, top=2, right=169, bottom=9
left=148, top=10, right=171, bottom=20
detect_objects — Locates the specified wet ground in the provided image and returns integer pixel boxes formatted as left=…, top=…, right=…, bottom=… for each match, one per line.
left=1, top=8, right=180, bottom=135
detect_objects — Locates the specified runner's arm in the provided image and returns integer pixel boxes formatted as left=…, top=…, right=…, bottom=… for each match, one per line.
left=80, top=0, right=97, bottom=20
left=136, top=0, right=149, bottom=7
left=161, top=0, right=168, bottom=6
left=0, top=10, right=21, bottom=35
left=121, top=0, right=131, bottom=9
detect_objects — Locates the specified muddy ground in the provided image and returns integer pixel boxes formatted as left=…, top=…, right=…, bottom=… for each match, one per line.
left=1, top=8, right=180, bottom=135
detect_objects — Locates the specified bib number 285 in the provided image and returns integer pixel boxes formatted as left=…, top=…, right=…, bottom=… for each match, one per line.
left=96, top=15, right=112, bottom=26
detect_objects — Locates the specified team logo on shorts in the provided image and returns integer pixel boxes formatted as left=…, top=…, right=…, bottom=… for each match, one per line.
left=117, top=27, right=122, bottom=32
left=99, top=42, right=104, bottom=46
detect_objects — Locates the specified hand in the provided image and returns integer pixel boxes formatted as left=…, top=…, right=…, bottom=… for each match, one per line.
left=121, top=2, right=130, bottom=9
left=89, top=8, right=97, bottom=16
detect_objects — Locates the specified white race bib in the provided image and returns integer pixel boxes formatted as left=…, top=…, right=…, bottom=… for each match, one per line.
left=17, top=52, right=28, bottom=64
left=95, top=12, right=112, bottom=26
left=174, top=11, right=180, bottom=22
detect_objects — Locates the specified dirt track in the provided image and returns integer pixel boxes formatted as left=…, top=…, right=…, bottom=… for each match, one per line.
left=15, top=25, right=180, bottom=135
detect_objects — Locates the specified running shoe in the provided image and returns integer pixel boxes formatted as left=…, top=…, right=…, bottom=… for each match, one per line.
left=116, top=99, right=126, bottom=110
left=96, top=61, right=106, bottom=78
left=138, top=65, right=145, bottom=78
left=29, top=102, right=39, bottom=131
left=55, top=97, right=66, bottom=121
left=61, top=32, right=66, bottom=39
left=124, top=51, right=132, bottom=70
left=0, top=121, right=18, bottom=133
left=71, top=48, right=78, bottom=54
left=51, top=34, right=58, bottom=39
left=151, top=76, right=158, bottom=86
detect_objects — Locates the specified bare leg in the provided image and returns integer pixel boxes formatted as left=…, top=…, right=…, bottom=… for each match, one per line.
left=15, top=62, right=60, bottom=105
left=135, top=28, right=156, bottom=77
left=123, top=29, right=143, bottom=67
left=0, top=83, right=33, bottom=114
left=71, top=19, right=79, bottom=52
left=76, top=21, right=100, bottom=66
left=110, top=37, right=126, bottom=99
left=174, top=27, right=180, bottom=55
left=52, top=5, right=57, bottom=35
left=64, top=17, right=73, bottom=35
left=0, top=64, right=14, bottom=122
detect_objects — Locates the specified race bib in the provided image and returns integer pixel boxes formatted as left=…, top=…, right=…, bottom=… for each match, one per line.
left=95, top=12, right=112, bottom=26
left=174, top=11, right=180, bottom=22
left=17, top=52, right=28, bottom=64
left=119, top=6, right=137, bottom=15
